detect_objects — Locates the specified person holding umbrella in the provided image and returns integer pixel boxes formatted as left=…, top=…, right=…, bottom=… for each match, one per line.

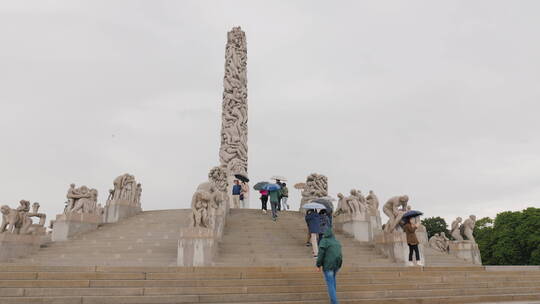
left=404, top=216, right=421, bottom=266
left=253, top=181, right=270, bottom=214
left=231, top=180, right=241, bottom=208
left=304, top=207, right=321, bottom=257
left=263, top=183, right=281, bottom=221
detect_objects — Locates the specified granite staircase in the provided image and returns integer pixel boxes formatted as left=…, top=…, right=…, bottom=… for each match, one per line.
left=2, top=208, right=539, bottom=303
left=0, top=265, right=540, bottom=303
left=215, top=209, right=397, bottom=267
left=7, top=209, right=191, bottom=266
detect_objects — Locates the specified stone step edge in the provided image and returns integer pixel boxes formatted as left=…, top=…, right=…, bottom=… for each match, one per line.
left=3, top=291, right=540, bottom=303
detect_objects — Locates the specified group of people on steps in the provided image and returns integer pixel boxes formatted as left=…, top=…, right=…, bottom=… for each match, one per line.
left=258, top=179, right=289, bottom=221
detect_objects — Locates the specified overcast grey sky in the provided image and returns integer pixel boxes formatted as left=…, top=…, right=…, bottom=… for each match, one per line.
left=1, top=1, right=539, bottom=225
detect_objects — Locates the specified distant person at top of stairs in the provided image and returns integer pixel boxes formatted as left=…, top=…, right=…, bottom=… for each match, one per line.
left=269, top=189, right=280, bottom=221
left=275, top=179, right=284, bottom=211
left=259, top=190, right=269, bottom=214
left=239, top=181, right=249, bottom=208
left=316, top=228, right=343, bottom=304
left=305, top=209, right=321, bottom=257
left=404, top=217, right=421, bottom=266
left=280, top=183, right=290, bottom=210
left=232, top=180, right=241, bottom=208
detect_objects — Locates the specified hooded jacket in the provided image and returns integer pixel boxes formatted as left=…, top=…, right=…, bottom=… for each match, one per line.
left=316, top=228, right=343, bottom=271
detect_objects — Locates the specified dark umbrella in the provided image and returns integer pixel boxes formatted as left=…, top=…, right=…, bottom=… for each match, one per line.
left=234, top=174, right=249, bottom=183
left=262, top=183, right=281, bottom=191
left=253, top=181, right=270, bottom=191
left=402, top=210, right=423, bottom=220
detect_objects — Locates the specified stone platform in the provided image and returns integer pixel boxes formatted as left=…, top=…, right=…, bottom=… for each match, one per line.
left=0, top=265, right=539, bottom=303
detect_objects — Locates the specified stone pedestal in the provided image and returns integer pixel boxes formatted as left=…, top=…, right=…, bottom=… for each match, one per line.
left=334, top=213, right=371, bottom=242
left=334, top=212, right=382, bottom=242
left=104, top=200, right=141, bottom=223
left=0, top=233, right=42, bottom=262
left=177, top=228, right=218, bottom=266
left=375, top=230, right=425, bottom=265
left=52, top=213, right=101, bottom=242
left=449, top=241, right=482, bottom=265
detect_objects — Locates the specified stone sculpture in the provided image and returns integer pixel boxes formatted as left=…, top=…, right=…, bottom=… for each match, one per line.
left=382, top=195, right=409, bottom=232
left=190, top=166, right=229, bottom=229
left=462, top=215, right=477, bottom=242
left=0, top=201, right=32, bottom=234
left=450, top=217, right=463, bottom=241
left=64, top=184, right=99, bottom=214
left=28, top=202, right=46, bottom=227
left=219, top=26, right=248, bottom=177
left=107, top=174, right=141, bottom=207
left=429, top=232, right=450, bottom=253
left=300, top=173, right=328, bottom=210
left=334, top=193, right=349, bottom=216
left=365, top=190, right=380, bottom=213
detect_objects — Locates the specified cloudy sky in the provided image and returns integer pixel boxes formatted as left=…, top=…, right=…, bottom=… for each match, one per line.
left=1, top=1, right=539, bottom=225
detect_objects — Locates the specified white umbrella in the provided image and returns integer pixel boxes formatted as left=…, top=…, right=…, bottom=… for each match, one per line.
left=302, top=202, right=327, bottom=209
left=270, top=175, right=287, bottom=182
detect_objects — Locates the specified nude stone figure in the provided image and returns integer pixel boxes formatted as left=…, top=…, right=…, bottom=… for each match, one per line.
left=383, top=195, right=409, bottom=232
left=365, top=190, right=379, bottom=212
left=462, top=215, right=477, bottom=242
left=334, top=193, right=349, bottom=216
left=451, top=217, right=463, bottom=241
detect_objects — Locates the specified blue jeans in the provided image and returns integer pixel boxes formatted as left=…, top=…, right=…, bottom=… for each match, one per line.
left=323, top=269, right=339, bottom=304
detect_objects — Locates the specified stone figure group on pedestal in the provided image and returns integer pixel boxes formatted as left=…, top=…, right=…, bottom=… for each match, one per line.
left=299, top=173, right=328, bottom=210
left=106, top=174, right=142, bottom=208
left=190, top=166, right=229, bottom=230
left=1, top=200, right=46, bottom=235
left=450, top=215, right=477, bottom=242
left=64, top=184, right=101, bottom=215
left=382, top=195, right=409, bottom=232
left=428, top=232, right=450, bottom=253
left=335, top=189, right=380, bottom=216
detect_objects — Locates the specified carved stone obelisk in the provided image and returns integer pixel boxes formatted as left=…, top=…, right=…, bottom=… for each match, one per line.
left=218, top=27, right=249, bottom=209
left=219, top=26, right=248, bottom=178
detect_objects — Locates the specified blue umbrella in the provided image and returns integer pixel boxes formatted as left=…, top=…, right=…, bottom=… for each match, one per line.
left=402, top=210, right=423, bottom=219
left=262, top=183, right=281, bottom=191
left=253, top=181, right=270, bottom=191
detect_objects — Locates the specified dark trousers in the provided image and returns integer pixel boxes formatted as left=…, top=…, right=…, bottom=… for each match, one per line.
left=270, top=201, right=279, bottom=218
left=276, top=197, right=281, bottom=211
left=260, top=196, right=268, bottom=210
left=408, top=244, right=420, bottom=261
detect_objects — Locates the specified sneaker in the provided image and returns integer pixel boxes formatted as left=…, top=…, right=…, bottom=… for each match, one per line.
left=305, top=242, right=311, bottom=247
left=272, top=217, right=276, bottom=221
left=262, top=210, right=267, bottom=214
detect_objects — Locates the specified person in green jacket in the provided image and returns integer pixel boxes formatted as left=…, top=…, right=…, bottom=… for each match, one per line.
left=268, top=189, right=280, bottom=221
left=316, top=228, right=342, bottom=304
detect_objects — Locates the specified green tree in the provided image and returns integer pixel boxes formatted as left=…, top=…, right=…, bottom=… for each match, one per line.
left=421, top=216, right=449, bottom=239
left=474, top=217, right=494, bottom=264
left=474, top=207, right=540, bottom=265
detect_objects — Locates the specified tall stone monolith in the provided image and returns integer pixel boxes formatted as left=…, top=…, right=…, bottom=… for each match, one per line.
left=218, top=26, right=248, bottom=208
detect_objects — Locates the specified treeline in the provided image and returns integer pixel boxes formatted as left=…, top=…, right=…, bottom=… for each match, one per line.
left=421, top=207, right=540, bottom=265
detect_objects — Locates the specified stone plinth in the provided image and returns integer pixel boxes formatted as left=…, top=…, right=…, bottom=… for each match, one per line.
left=177, top=227, right=218, bottom=266
left=334, top=212, right=382, bottom=242
left=0, top=233, right=42, bottom=262
left=104, top=199, right=141, bottom=224
left=334, top=212, right=371, bottom=242
left=52, top=213, right=101, bottom=242
left=449, top=241, right=482, bottom=265
left=375, top=230, right=425, bottom=265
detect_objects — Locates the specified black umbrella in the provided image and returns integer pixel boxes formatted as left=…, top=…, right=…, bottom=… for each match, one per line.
left=253, top=181, right=270, bottom=191
left=234, top=174, right=249, bottom=183
left=402, top=210, right=423, bottom=219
